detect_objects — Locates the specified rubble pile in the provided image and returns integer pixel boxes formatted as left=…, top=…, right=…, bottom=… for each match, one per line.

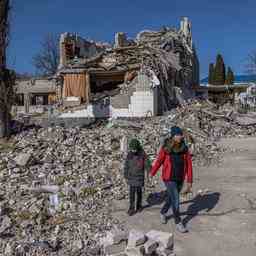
left=101, top=228, right=174, bottom=255
left=169, top=101, right=256, bottom=138
left=0, top=127, right=127, bottom=255
left=1, top=101, right=256, bottom=255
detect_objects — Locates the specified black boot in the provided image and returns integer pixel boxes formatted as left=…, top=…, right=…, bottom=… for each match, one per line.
left=127, top=208, right=136, bottom=216
left=136, top=205, right=143, bottom=213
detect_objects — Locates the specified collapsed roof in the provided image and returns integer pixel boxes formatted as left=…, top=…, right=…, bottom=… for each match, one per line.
left=57, top=17, right=199, bottom=113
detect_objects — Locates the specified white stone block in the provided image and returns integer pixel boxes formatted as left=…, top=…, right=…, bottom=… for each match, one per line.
left=101, top=229, right=128, bottom=246
left=146, top=230, right=173, bottom=249
left=104, top=240, right=127, bottom=256
left=142, top=239, right=158, bottom=254
left=127, top=229, right=146, bottom=248
left=14, top=153, right=32, bottom=167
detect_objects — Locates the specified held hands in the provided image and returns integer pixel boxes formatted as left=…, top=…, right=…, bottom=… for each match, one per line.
left=147, top=174, right=155, bottom=186
left=182, top=182, right=193, bottom=194
left=187, top=182, right=192, bottom=190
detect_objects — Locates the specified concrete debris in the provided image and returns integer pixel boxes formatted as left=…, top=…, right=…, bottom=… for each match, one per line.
left=0, top=216, right=12, bottom=234
left=111, top=120, right=143, bottom=130
left=142, top=239, right=159, bottom=254
left=127, top=229, right=147, bottom=248
left=102, top=229, right=174, bottom=256
left=29, top=185, right=60, bottom=194
left=4, top=243, right=12, bottom=256
left=234, top=112, right=256, bottom=126
left=101, top=228, right=128, bottom=246
left=146, top=230, right=173, bottom=250
left=2, top=99, right=256, bottom=255
left=104, top=241, right=127, bottom=256
left=13, top=152, right=32, bottom=167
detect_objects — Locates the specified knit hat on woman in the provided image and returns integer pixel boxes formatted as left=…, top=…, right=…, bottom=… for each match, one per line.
left=164, top=126, right=187, bottom=154
left=170, top=126, right=183, bottom=138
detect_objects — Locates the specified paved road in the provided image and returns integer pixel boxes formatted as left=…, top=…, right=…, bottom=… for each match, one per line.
left=112, top=137, right=256, bottom=256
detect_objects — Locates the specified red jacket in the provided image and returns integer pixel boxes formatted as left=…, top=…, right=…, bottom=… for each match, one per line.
left=150, top=147, right=193, bottom=183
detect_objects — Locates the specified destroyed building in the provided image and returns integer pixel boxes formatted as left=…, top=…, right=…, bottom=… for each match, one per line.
left=194, top=84, right=250, bottom=105
left=13, top=78, right=57, bottom=114
left=56, top=17, right=200, bottom=118
left=238, top=83, right=256, bottom=108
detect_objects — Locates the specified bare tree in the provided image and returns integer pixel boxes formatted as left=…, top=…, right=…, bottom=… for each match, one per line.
left=0, top=0, right=15, bottom=138
left=32, top=33, right=59, bottom=76
left=245, top=50, right=256, bottom=74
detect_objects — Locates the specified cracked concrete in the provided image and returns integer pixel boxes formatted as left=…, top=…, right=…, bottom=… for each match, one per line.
left=112, top=137, right=256, bottom=256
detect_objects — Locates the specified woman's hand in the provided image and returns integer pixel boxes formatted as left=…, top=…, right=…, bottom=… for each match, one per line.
left=182, top=183, right=192, bottom=194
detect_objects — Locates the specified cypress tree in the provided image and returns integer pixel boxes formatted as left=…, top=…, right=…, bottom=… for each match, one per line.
left=213, top=54, right=226, bottom=85
left=225, top=67, right=235, bottom=85
left=230, top=68, right=235, bottom=85
left=208, top=63, right=215, bottom=84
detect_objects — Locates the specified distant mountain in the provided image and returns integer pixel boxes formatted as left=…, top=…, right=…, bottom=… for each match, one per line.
left=201, top=74, right=256, bottom=84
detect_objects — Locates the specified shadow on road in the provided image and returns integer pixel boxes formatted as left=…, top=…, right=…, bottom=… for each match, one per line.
left=145, top=191, right=220, bottom=225
left=182, top=192, right=220, bottom=225
left=146, top=190, right=167, bottom=206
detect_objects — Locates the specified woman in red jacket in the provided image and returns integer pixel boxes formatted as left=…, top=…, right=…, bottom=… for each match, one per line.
left=150, top=126, right=193, bottom=233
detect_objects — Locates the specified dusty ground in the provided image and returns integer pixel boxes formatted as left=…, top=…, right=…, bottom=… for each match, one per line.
left=112, top=137, right=256, bottom=256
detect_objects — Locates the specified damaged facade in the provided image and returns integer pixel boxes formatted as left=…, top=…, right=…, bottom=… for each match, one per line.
left=238, top=83, right=256, bottom=108
left=56, top=17, right=199, bottom=117
left=13, top=78, right=57, bottom=114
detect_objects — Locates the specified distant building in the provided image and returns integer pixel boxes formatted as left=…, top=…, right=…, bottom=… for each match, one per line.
left=238, top=84, right=256, bottom=107
left=194, top=84, right=251, bottom=104
left=14, top=78, right=56, bottom=114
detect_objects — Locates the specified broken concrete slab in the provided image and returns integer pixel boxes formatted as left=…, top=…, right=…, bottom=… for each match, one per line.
left=142, top=238, right=159, bottom=254
left=111, top=120, right=143, bottom=130
left=101, top=229, right=128, bottom=246
left=13, top=153, right=32, bottom=167
left=146, top=230, right=173, bottom=249
left=0, top=216, right=12, bottom=234
left=104, top=240, right=127, bottom=256
left=127, top=229, right=147, bottom=248
left=235, top=115, right=256, bottom=126
left=29, top=185, right=59, bottom=194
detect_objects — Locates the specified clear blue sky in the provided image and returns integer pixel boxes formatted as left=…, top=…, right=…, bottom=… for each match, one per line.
left=8, top=0, right=256, bottom=78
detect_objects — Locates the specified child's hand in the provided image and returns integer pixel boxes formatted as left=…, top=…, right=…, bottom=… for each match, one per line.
left=148, top=175, right=155, bottom=186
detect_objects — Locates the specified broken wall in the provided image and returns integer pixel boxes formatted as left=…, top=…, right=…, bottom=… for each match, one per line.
left=59, top=33, right=108, bottom=69
left=57, top=17, right=200, bottom=115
